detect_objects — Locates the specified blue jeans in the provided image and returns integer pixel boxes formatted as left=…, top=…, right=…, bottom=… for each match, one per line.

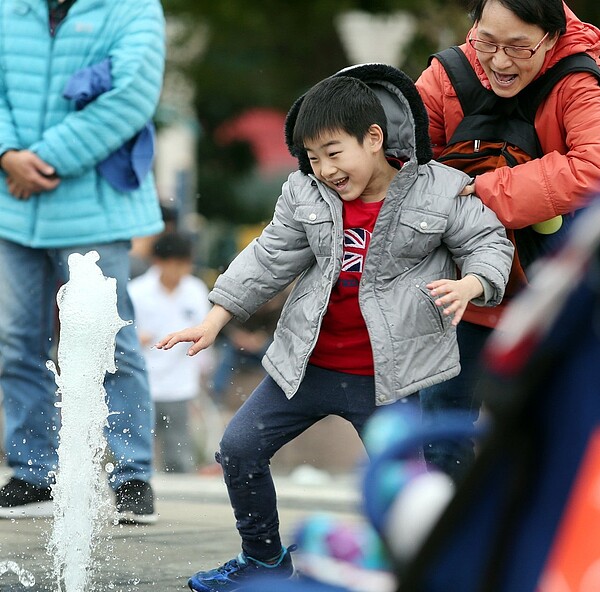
left=421, top=320, right=492, bottom=482
left=0, top=239, right=153, bottom=489
left=217, top=364, right=417, bottom=561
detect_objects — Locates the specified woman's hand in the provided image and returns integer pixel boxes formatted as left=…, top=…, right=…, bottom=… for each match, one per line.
left=458, top=181, right=476, bottom=196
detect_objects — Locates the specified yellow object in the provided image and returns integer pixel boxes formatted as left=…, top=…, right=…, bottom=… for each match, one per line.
left=532, top=216, right=563, bottom=235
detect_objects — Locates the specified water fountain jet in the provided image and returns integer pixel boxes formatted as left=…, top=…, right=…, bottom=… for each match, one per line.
left=47, top=251, right=129, bottom=592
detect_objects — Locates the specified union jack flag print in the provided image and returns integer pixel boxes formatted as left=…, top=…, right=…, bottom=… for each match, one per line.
left=342, top=228, right=371, bottom=272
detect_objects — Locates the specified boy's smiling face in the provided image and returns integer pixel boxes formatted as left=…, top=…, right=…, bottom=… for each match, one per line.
left=304, top=126, right=394, bottom=203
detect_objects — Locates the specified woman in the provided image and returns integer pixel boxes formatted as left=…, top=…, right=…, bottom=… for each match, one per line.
left=416, top=0, right=600, bottom=481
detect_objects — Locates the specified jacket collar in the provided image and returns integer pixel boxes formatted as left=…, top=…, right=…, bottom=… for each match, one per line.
left=17, top=0, right=104, bottom=17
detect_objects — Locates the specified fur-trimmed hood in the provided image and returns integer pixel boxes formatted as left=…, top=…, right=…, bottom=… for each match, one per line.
left=284, top=63, right=433, bottom=175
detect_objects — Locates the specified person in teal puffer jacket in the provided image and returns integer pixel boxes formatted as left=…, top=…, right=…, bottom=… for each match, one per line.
left=0, top=0, right=165, bottom=524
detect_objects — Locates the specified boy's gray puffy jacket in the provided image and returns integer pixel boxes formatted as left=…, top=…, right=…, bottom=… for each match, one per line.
left=209, top=64, right=514, bottom=403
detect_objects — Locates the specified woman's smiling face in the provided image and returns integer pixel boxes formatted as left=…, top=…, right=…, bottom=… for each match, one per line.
left=475, top=0, right=558, bottom=98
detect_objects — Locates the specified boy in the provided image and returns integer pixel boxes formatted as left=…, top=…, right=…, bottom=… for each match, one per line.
left=156, top=64, right=514, bottom=591
left=129, top=232, right=212, bottom=473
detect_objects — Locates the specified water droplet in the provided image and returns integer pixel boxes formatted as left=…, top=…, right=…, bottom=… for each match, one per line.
left=21, top=571, right=36, bottom=587
left=105, top=462, right=115, bottom=473
left=0, top=562, right=35, bottom=588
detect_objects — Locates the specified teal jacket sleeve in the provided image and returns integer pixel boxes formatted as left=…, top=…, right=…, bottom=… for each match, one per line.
left=29, top=0, right=165, bottom=178
left=0, top=58, right=22, bottom=160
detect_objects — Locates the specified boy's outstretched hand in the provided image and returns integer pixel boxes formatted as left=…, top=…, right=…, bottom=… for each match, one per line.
left=155, top=304, right=233, bottom=356
left=427, top=275, right=483, bottom=327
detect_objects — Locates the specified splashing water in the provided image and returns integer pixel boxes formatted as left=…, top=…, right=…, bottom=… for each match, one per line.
left=0, top=561, right=35, bottom=588
left=46, top=251, right=129, bottom=592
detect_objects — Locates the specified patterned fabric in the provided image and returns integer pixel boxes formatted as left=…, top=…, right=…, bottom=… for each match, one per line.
left=309, top=198, right=383, bottom=375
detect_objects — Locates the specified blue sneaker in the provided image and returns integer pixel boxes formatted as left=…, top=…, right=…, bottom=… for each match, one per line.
left=188, top=545, right=296, bottom=591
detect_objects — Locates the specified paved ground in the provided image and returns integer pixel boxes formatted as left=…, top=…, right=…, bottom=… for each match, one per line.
left=0, top=470, right=363, bottom=592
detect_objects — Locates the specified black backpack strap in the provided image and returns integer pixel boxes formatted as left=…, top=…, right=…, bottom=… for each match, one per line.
left=520, top=53, right=600, bottom=122
left=431, top=46, right=493, bottom=117
left=432, top=47, right=535, bottom=153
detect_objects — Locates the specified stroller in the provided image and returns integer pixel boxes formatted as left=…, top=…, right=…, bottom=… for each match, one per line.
left=392, top=201, right=600, bottom=592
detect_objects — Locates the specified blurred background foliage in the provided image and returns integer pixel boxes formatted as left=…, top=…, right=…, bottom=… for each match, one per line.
left=158, top=1, right=599, bottom=267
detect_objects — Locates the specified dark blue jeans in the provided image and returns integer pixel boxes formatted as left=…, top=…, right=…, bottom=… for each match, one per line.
left=217, top=364, right=392, bottom=561
left=420, top=320, right=492, bottom=482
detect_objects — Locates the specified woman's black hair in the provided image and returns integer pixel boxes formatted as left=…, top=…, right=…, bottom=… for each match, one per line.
left=292, top=75, right=388, bottom=150
left=468, top=0, right=567, bottom=36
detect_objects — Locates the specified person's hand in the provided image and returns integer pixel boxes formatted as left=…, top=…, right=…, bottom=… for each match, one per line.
left=458, top=181, right=475, bottom=196
left=1, top=150, right=60, bottom=199
left=426, top=275, right=483, bottom=326
left=155, top=323, right=219, bottom=356
left=155, top=304, right=233, bottom=356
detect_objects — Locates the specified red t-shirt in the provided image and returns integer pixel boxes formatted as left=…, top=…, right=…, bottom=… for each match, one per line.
left=309, top=198, right=384, bottom=375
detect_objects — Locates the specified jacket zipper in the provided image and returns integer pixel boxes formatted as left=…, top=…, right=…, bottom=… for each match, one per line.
left=439, top=141, right=520, bottom=167
left=500, top=142, right=519, bottom=167
left=296, top=183, right=341, bottom=392
left=439, top=146, right=508, bottom=162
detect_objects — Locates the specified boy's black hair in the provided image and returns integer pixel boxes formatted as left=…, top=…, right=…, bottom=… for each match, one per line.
left=152, top=232, right=193, bottom=260
left=286, top=64, right=433, bottom=173
left=469, top=0, right=566, bottom=36
left=292, top=75, right=388, bottom=151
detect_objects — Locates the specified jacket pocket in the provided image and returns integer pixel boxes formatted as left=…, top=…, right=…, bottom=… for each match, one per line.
left=293, top=204, right=333, bottom=256
left=409, top=279, right=449, bottom=334
left=391, top=208, right=447, bottom=259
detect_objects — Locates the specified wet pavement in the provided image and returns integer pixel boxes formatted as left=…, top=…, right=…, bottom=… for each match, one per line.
left=0, top=469, right=362, bottom=592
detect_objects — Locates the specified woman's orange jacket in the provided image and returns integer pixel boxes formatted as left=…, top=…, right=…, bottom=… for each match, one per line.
left=416, top=2, right=600, bottom=326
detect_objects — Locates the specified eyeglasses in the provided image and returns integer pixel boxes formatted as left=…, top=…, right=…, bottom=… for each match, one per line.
left=468, top=32, right=550, bottom=60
